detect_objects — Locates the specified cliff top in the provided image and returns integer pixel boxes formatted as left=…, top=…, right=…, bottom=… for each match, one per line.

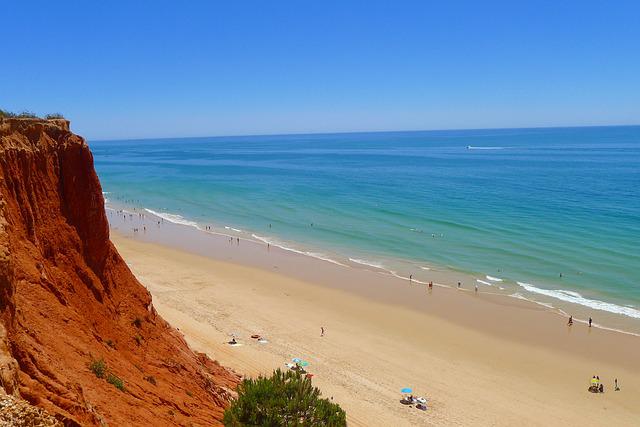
left=0, top=117, right=239, bottom=426
left=0, top=117, right=70, bottom=134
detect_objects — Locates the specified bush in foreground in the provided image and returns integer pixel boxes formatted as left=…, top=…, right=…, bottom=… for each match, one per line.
left=223, top=368, right=346, bottom=426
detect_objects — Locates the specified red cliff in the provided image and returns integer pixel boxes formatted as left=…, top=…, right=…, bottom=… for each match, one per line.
left=0, top=118, right=239, bottom=426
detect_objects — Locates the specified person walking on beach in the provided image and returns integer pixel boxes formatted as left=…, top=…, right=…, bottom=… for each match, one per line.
left=409, top=274, right=412, bottom=282
left=615, top=378, right=620, bottom=391
left=589, top=317, right=592, bottom=327
left=475, top=284, right=478, bottom=293
left=428, top=281, right=433, bottom=290
left=458, top=281, right=461, bottom=288
left=320, top=326, right=325, bottom=337
left=568, top=316, right=573, bottom=326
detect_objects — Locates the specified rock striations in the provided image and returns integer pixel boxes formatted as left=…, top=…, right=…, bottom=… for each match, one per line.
left=0, top=118, right=239, bottom=426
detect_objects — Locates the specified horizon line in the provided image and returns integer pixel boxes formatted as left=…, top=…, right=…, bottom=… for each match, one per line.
left=87, top=122, right=640, bottom=143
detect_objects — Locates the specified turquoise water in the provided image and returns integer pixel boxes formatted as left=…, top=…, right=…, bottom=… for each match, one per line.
left=91, top=126, right=640, bottom=321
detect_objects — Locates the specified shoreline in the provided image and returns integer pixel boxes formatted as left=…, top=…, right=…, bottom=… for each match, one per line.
left=106, top=203, right=640, bottom=337
left=111, top=229, right=640, bottom=426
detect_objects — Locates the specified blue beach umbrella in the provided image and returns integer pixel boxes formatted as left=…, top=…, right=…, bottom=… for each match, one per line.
left=292, top=358, right=302, bottom=363
left=298, top=361, right=309, bottom=367
left=401, top=388, right=413, bottom=394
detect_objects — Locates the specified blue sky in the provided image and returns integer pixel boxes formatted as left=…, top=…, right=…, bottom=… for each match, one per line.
left=2, top=1, right=639, bottom=139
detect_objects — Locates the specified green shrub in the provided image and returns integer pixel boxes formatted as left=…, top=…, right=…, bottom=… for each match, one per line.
left=45, top=113, right=65, bottom=119
left=15, top=111, right=38, bottom=118
left=89, top=357, right=107, bottom=379
left=107, top=373, right=125, bottom=391
left=0, top=109, right=16, bottom=118
left=223, top=368, right=346, bottom=426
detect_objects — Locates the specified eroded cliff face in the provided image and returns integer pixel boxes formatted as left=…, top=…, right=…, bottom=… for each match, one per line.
left=0, top=118, right=239, bottom=426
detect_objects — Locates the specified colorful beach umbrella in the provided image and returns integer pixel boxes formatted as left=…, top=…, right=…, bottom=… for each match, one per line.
left=292, top=358, right=302, bottom=363
left=298, top=361, right=309, bottom=367
left=401, top=388, right=413, bottom=394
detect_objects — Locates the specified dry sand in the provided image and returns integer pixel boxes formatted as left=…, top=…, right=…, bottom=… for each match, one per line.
left=112, top=232, right=640, bottom=426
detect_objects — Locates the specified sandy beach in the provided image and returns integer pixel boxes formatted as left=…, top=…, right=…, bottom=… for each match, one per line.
left=111, top=229, right=640, bottom=426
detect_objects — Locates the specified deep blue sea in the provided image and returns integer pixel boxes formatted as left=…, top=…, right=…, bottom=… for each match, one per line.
left=90, top=126, right=640, bottom=325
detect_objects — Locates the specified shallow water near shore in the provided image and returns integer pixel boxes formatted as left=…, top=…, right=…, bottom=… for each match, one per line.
left=91, top=126, right=640, bottom=332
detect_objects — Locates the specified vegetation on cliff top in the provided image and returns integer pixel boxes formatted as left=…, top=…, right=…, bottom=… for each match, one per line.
left=0, top=108, right=64, bottom=119
left=223, top=368, right=346, bottom=426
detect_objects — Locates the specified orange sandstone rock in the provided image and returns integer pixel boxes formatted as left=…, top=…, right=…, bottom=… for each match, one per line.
left=0, top=118, right=239, bottom=426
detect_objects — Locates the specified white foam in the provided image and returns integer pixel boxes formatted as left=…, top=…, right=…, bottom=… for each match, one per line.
left=467, top=146, right=505, bottom=150
left=144, top=208, right=199, bottom=228
left=516, top=282, right=640, bottom=319
left=510, top=292, right=527, bottom=301
left=419, top=266, right=431, bottom=271
left=476, top=279, right=493, bottom=286
left=224, top=226, right=243, bottom=233
left=509, top=292, right=554, bottom=309
left=348, top=258, right=386, bottom=270
left=252, top=234, right=347, bottom=267
left=486, top=275, right=503, bottom=282
left=389, top=271, right=428, bottom=285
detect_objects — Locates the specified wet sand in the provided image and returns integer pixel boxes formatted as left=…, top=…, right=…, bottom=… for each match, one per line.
left=111, top=226, right=640, bottom=426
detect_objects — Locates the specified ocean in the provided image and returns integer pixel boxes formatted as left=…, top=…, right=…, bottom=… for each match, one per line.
left=90, top=126, right=640, bottom=329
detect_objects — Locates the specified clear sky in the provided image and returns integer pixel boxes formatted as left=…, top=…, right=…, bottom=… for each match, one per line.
left=2, top=1, right=639, bottom=140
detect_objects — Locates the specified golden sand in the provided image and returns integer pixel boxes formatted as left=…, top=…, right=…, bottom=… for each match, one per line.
left=113, top=233, right=640, bottom=426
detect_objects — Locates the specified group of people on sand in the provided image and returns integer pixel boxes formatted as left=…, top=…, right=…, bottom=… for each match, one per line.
left=400, top=394, right=427, bottom=411
left=587, top=376, right=620, bottom=394
left=567, top=315, right=593, bottom=327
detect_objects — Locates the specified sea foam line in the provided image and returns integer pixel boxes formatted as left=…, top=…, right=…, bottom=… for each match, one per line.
left=348, top=258, right=386, bottom=270
left=349, top=259, right=440, bottom=286
left=486, top=275, right=503, bottom=282
left=467, top=146, right=506, bottom=150
left=252, top=234, right=347, bottom=267
left=144, top=208, right=199, bottom=228
left=517, top=282, right=640, bottom=319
